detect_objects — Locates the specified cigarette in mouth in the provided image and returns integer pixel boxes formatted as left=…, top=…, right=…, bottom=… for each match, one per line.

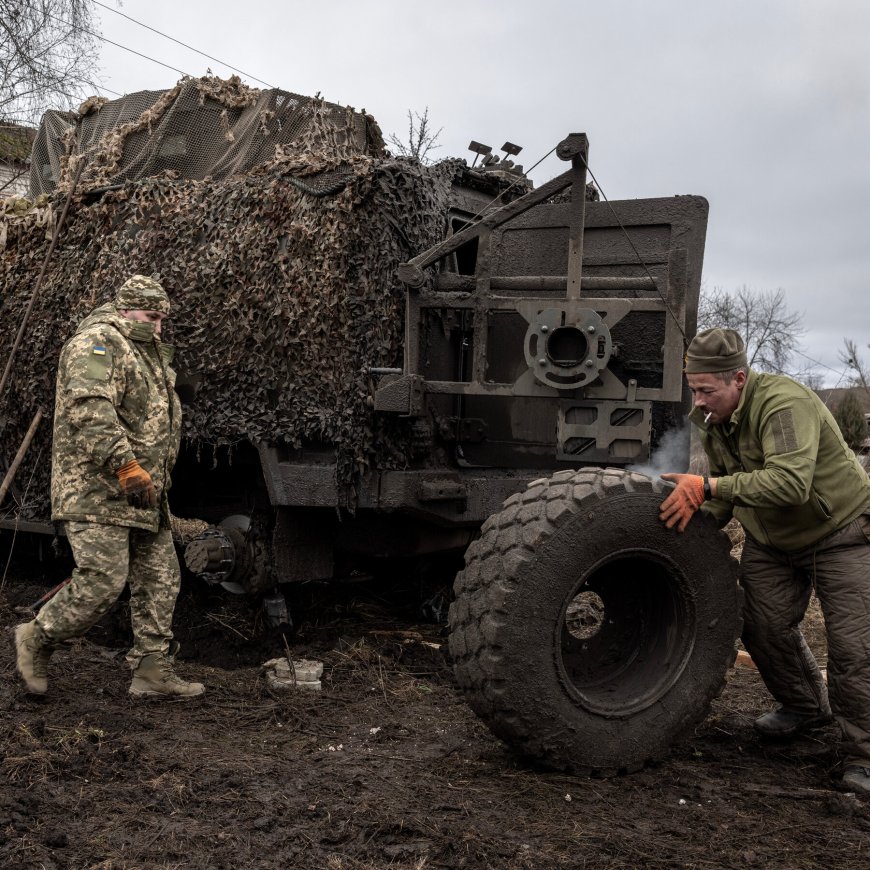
left=704, top=411, right=713, bottom=424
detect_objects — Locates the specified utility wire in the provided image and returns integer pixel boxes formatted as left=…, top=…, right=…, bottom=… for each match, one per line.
left=91, top=83, right=124, bottom=99
left=578, top=154, right=687, bottom=344
left=91, top=0, right=277, bottom=89
left=791, top=346, right=850, bottom=376
left=91, top=29, right=190, bottom=78
left=789, top=347, right=853, bottom=399
left=45, top=10, right=193, bottom=79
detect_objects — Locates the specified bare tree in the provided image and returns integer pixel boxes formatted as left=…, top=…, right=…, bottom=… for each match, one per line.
left=839, top=338, right=870, bottom=392
left=697, top=285, right=804, bottom=374
left=387, top=107, right=443, bottom=164
left=0, top=0, right=101, bottom=127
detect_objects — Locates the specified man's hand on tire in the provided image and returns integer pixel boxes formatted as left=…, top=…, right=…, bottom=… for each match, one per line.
left=115, top=459, right=157, bottom=508
left=659, top=473, right=705, bottom=532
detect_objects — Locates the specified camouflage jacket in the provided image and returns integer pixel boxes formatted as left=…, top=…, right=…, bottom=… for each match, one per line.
left=51, top=304, right=182, bottom=532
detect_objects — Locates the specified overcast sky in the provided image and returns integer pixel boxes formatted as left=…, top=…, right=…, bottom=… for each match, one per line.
left=90, top=0, right=869, bottom=385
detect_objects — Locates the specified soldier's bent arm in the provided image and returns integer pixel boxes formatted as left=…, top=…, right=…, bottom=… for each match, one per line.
left=714, top=396, right=820, bottom=509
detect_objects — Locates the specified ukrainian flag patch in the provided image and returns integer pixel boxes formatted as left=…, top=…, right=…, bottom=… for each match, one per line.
left=84, top=342, right=111, bottom=380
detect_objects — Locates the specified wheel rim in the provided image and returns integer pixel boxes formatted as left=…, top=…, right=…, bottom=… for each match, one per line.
left=556, top=548, right=696, bottom=717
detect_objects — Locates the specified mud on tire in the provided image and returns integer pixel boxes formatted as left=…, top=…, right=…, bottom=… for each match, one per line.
left=448, top=468, right=741, bottom=774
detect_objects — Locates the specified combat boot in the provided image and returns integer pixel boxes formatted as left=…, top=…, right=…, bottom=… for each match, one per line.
left=129, top=653, right=205, bottom=699
left=754, top=706, right=832, bottom=738
left=842, top=766, right=870, bottom=796
left=14, top=620, right=54, bottom=694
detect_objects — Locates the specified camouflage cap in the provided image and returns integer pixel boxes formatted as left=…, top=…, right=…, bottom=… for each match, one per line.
left=114, top=275, right=170, bottom=314
left=685, top=328, right=747, bottom=374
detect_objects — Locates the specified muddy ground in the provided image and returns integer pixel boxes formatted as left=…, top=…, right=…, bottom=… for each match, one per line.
left=1, top=539, right=869, bottom=870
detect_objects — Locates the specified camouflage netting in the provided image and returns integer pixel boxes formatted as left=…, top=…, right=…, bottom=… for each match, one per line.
left=29, top=75, right=385, bottom=196
left=0, top=78, right=462, bottom=520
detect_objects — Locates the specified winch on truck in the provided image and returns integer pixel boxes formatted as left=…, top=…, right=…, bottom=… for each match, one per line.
left=0, top=77, right=740, bottom=773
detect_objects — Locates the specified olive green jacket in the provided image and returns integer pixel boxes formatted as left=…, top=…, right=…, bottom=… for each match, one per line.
left=695, top=369, right=870, bottom=551
left=51, top=304, right=182, bottom=532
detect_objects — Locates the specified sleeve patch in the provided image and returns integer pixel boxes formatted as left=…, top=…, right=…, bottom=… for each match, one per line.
left=770, top=408, right=798, bottom=453
left=83, top=343, right=112, bottom=380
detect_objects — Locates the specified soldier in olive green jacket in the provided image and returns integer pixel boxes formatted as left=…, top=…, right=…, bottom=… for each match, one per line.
left=14, top=275, right=205, bottom=699
left=660, top=328, right=870, bottom=795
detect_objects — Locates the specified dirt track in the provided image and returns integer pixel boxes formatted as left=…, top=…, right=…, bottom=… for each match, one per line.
left=2, top=552, right=869, bottom=869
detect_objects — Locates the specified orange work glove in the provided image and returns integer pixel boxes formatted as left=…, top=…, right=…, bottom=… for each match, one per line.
left=659, top=473, right=706, bottom=532
left=115, top=459, right=157, bottom=509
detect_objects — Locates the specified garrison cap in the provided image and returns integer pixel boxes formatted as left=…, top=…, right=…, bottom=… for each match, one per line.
left=685, top=327, right=748, bottom=374
left=114, top=275, right=170, bottom=314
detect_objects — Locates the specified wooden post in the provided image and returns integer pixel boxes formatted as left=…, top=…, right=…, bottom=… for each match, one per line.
left=0, top=407, right=43, bottom=505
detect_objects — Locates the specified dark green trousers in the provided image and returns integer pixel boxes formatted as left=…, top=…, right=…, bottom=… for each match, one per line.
left=742, top=514, right=870, bottom=765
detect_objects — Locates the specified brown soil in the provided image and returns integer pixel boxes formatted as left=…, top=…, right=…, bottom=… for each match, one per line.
left=1, top=547, right=868, bottom=870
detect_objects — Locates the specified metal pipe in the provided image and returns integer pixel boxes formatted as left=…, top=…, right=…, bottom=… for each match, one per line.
left=434, top=274, right=659, bottom=293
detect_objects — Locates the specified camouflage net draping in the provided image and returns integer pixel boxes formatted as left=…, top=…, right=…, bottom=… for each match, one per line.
left=30, top=75, right=385, bottom=197
left=1, top=149, right=460, bottom=521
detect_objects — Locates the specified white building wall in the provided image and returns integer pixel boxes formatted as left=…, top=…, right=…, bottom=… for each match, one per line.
left=0, top=161, right=31, bottom=198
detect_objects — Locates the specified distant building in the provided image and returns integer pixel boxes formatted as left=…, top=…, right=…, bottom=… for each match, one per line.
left=0, top=123, right=37, bottom=198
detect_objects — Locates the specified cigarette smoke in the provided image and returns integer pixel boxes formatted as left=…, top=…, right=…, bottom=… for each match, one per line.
left=627, top=426, right=690, bottom=480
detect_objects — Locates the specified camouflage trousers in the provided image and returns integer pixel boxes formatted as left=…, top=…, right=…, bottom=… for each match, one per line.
left=36, top=521, right=181, bottom=667
left=741, top=514, right=870, bottom=766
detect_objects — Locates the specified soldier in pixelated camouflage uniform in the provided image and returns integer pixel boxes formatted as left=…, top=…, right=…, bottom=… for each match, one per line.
left=14, top=275, right=205, bottom=698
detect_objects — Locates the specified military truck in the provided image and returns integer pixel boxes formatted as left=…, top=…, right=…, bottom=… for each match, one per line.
left=0, top=78, right=740, bottom=773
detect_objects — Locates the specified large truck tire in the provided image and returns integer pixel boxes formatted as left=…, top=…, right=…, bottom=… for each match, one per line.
left=448, top=467, right=741, bottom=774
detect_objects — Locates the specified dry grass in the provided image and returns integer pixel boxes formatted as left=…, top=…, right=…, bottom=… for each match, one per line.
left=724, top=518, right=745, bottom=560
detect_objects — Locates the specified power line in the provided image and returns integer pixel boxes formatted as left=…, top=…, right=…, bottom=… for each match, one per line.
left=96, top=83, right=124, bottom=99
left=791, top=346, right=850, bottom=377
left=93, top=28, right=191, bottom=78
left=787, top=347, right=853, bottom=398
left=91, top=0, right=277, bottom=89
left=45, top=9, right=193, bottom=79
left=46, top=6, right=275, bottom=97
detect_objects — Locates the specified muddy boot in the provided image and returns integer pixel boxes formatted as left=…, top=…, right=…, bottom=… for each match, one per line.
left=842, top=766, right=870, bottom=796
left=14, top=620, right=53, bottom=695
left=754, top=706, right=832, bottom=738
left=129, top=653, right=205, bottom=699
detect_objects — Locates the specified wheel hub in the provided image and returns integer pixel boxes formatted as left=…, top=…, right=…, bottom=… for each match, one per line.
left=557, top=549, right=697, bottom=717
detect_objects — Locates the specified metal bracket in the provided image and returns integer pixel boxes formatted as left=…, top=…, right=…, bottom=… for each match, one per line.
left=373, top=373, right=425, bottom=416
